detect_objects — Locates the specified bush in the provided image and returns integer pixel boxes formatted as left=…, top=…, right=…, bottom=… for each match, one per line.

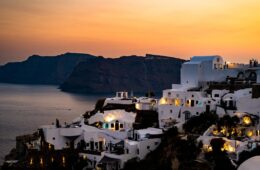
left=183, top=112, right=219, bottom=134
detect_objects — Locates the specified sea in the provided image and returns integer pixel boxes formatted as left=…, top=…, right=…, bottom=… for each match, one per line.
left=0, top=83, right=107, bottom=164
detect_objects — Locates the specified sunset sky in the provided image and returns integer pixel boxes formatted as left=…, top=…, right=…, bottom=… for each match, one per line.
left=0, top=0, right=260, bottom=64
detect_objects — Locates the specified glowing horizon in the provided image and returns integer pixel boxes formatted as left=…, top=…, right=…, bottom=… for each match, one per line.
left=0, top=0, right=260, bottom=64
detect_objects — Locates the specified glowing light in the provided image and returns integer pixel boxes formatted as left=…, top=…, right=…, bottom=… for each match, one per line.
left=29, top=158, right=33, bottom=165
left=175, top=98, right=181, bottom=107
left=212, top=129, right=219, bottom=136
left=208, top=146, right=212, bottom=152
left=243, top=116, right=251, bottom=125
left=51, top=157, right=54, bottom=162
left=246, top=130, right=253, bottom=137
left=220, top=127, right=226, bottom=135
left=104, top=114, right=116, bottom=122
left=62, top=156, right=65, bottom=164
left=48, top=144, right=51, bottom=150
left=159, top=98, right=167, bottom=105
left=40, top=158, right=43, bottom=165
left=185, top=100, right=191, bottom=107
left=223, top=142, right=235, bottom=152
left=203, top=145, right=212, bottom=152
left=83, top=155, right=87, bottom=160
left=135, top=103, right=141, bottom=110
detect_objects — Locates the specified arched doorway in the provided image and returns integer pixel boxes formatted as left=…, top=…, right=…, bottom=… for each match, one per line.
left=237, top=72, right=244, bottom=79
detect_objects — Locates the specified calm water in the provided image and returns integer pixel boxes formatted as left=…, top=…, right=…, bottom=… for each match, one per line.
left=0, top=83, right=105, bottom=164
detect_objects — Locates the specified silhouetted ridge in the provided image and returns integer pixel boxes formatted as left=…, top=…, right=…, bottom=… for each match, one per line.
left=0, top=53, right=95, bottom=84
left=60, top=54, right=185, bottom=93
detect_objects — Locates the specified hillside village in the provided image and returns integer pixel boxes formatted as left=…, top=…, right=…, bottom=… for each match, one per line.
left=2, top=56, right=260, bottom=170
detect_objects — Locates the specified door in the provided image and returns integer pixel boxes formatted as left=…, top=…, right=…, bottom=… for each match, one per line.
left=90, top=140, right=94, bottom=151
left=115, top=120, right=119, bottom=131
left=206, top=105, right=210, bottom=113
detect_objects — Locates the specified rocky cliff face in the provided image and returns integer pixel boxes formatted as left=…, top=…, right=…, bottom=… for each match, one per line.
left=0, top=53, right=95, bottom=84
left=60, top=54, right=185, bottom=94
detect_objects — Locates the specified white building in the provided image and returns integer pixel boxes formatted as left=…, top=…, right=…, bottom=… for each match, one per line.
left=40, top=91, right=162, bottom=170
left=158, top=56, right=259, bottom=130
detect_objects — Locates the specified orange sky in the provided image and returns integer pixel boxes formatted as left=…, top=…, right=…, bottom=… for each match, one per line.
left=0, top=0, right=260, bottom=64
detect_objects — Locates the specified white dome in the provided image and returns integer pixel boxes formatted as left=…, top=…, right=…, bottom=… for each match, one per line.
left=238, top=156, right=260, bottom=170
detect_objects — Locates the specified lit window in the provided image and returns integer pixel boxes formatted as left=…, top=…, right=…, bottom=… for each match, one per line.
left=159, top=98, right=167, bottom=105
left=175, top=98, right=181, bottom=106
left=223, top=142, right=235, bottom=152
left=246, top=130, right=253, bottom=137
left=243, top=116, right=252, bottom=125
left=185, top=100, right=191, bottom=107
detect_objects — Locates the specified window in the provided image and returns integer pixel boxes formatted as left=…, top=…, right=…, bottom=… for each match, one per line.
left=137, top=149, right=139, bottom=154
left=185, top=100, right=191, bottom=107
left=191, top=95, right=194, bottom=98
left=191, top=100, right=194, bottom=107
left=120, top=123, right=123, bottom=129
left=52, top=137, right=55, bottom=140
left=86, top=143, right=89, bottom=147
left=111, top=123, right=114, bottom=128
left=197, top=101, right=203, bottom=107
left=147, top=146, right=150, bottom=150
left=214, top=94, right=220, bottom=97
left=170, top=110, right=172, bottom=113
left=175, top=98, right=181, bottom=106
left=103, top=123, right=109, bottom=129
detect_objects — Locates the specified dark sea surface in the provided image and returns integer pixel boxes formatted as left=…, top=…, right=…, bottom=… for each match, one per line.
left=0, top=83, right=105, bottom=164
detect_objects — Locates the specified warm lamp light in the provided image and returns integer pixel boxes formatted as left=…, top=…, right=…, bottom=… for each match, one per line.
left=159, top=98, right=167, bottom=105
left=104, top=114, right=116, bottom=122
left=246, top=130, right=253, bottom=137
left=223, top=142, right=235, bottom=152
left=30, top=158, right=33, bottom=165
left=243, top=116, right=251, bottom=125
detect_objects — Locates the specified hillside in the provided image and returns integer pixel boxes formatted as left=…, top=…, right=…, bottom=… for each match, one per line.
left=0, top=53, right=95, bottom=84
left=60, top=54, right=185, bottom=94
